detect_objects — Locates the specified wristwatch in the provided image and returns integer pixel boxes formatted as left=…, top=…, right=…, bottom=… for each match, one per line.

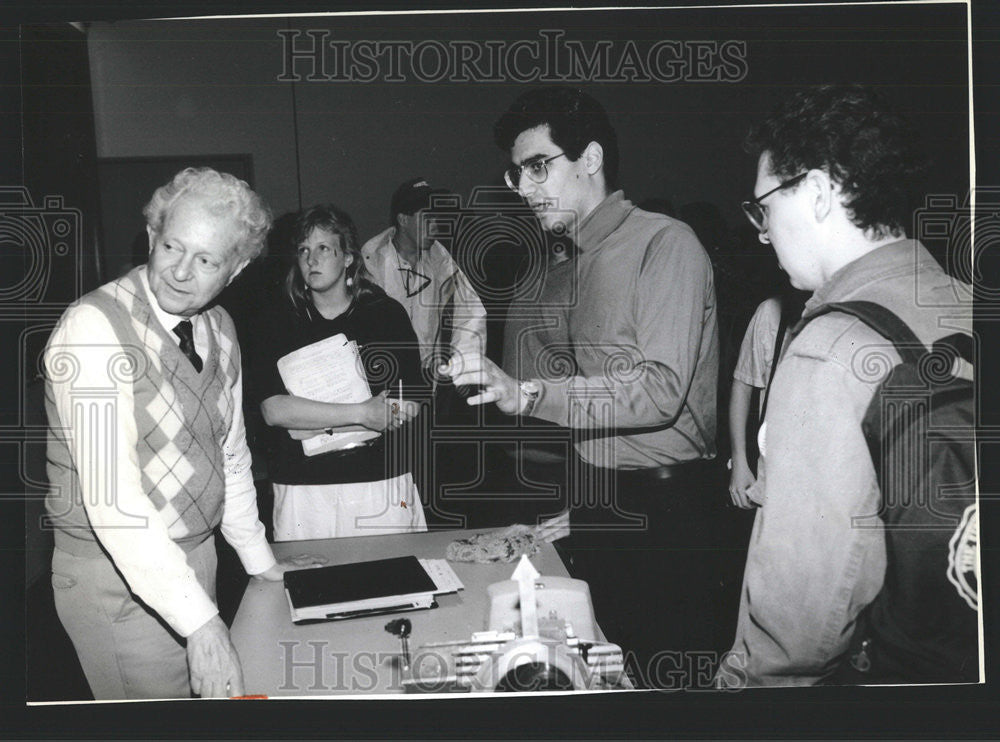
left=519, top=379, right=541, bottom=416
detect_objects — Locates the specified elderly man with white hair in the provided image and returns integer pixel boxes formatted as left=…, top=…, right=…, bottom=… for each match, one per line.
left=44, top=168, right=322, bottom=700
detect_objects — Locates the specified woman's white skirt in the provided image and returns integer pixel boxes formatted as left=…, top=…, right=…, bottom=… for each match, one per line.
left=272, top=473, right=427, bottom=542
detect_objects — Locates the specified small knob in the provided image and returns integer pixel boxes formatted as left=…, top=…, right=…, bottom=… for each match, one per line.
left=385, top=617, right=412, bottom=638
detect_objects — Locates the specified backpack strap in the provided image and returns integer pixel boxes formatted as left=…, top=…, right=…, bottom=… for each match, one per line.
left=758, top=301, right=792, bottom=423
left=801, top=300, right=927, bottom=366
left=933, top=333, right=975, bottom=370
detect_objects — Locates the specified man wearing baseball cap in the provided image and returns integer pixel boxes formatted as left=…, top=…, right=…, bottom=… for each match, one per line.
left=361, top=177, right=486, bottom=373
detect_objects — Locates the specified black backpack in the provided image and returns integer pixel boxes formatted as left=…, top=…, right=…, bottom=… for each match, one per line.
left=804, top=301, right=979, bottom=683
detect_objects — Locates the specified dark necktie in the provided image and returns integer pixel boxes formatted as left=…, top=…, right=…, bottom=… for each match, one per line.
left=172, top=320, right=203, bottom=373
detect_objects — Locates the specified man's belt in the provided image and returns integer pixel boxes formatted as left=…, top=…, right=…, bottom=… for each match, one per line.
left=614, top=458, right=717, bottom=482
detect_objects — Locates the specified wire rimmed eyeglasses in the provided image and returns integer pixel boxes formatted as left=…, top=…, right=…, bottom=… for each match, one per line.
left=503, top=152, right=567, bottom=192
left=740, top=172, right=808, bottom=233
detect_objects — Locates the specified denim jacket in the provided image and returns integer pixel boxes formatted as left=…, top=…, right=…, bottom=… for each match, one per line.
left=719, top=240, right=972, bottom=686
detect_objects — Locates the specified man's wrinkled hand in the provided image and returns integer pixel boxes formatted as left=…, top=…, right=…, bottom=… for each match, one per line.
left=187, top=614, right=244, bottom=698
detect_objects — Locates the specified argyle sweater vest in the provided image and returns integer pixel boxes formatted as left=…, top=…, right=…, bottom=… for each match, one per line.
left=45, top=268, right=241, bottom=557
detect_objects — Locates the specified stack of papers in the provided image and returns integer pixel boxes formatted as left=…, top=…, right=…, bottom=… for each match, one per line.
left=276, top=333, right=380, bottom=456
left=284, top=555, right=464, bottom=624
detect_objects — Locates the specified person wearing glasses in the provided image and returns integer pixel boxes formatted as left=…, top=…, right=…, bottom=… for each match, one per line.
left=717, top=86, right=974, bottom=686
left=361, top=178, right=486, bottom=376
left=441, top=86, right=721, bottom=687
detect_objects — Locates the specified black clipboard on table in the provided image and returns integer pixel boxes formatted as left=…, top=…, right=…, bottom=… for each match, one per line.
left=283, top=555, right=441, bottom=624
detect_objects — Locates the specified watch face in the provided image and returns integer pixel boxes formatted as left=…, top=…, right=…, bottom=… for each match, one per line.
left=521, top=380, right=540, bottom=396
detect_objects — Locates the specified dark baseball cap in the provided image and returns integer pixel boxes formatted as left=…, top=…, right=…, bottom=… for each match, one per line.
left=391, top=177, right=450, bottom=217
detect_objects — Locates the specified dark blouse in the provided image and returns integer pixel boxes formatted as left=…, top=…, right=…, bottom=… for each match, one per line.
left=249, top=289, right=427, bottom=486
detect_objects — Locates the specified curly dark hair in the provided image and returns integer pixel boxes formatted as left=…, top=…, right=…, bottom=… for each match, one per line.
left=286, top=203, right=377, bottom=316
left=493, top=86, right=619, bottom=189
left=745, top=85, right=928, bottom=239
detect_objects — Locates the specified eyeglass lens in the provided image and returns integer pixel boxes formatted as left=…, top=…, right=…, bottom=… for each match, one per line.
left=505, top=162, right=544, bottom=190
left=743, top=202, right=765, bottom=231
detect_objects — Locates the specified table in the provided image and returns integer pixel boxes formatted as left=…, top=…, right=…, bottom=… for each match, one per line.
left=230, top=529, right=571, bottom=696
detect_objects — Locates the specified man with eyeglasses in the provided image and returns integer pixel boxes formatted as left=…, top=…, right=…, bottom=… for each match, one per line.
left=362, top=177, right=486, bottom=373
left=443, top=86, right=721, bottom=686
left=717, top=85, right=974, bottom=686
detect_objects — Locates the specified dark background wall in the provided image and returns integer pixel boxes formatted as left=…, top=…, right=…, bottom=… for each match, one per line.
left=86, top=5, right=970, bottom=251
left=15, top=24, right=101, bottom=587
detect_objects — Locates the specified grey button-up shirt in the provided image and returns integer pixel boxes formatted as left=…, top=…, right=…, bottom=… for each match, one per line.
left=530, top=191, right=719, bottom=468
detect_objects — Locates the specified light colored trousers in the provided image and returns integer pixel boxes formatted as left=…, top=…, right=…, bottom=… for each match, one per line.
left=51, top=538, right=217, bottom=700
left=273, top=472, right=427, bottom=541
